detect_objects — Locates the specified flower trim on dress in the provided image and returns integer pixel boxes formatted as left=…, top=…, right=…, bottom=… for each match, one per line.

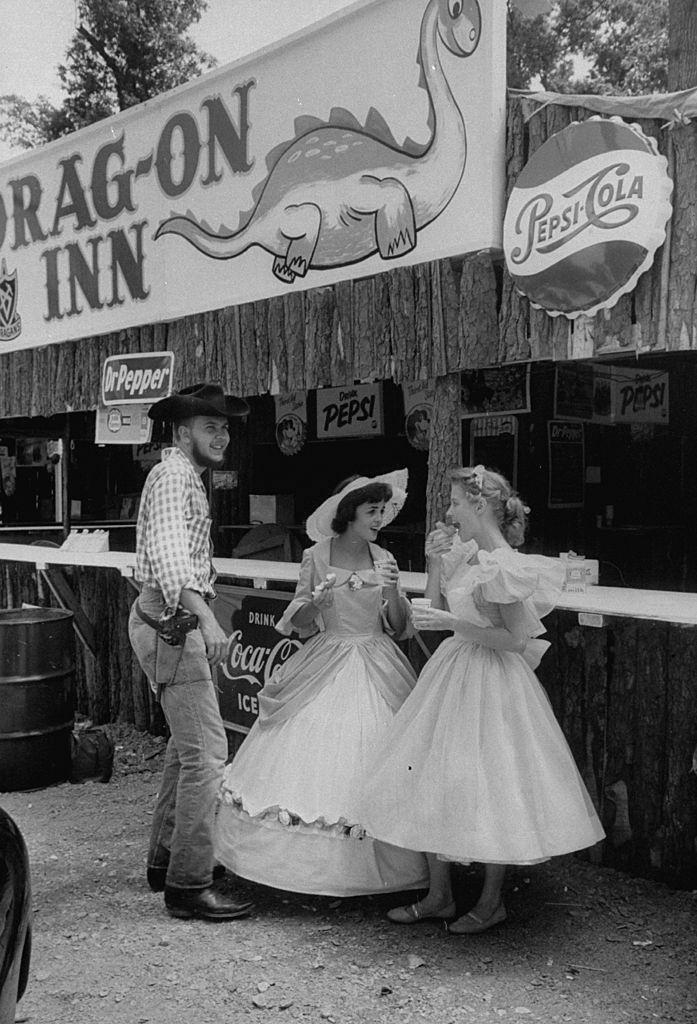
left=219, top=790, right=367, bottom=840
left=347, top=572, right=364, bottom=591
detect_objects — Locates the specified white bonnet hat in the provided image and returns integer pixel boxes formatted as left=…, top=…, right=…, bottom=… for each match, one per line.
left=305, top=469, right=408, bottom=543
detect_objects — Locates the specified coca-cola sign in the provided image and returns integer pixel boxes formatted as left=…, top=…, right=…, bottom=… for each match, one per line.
left=213, top=588, right=304, bottom=732
left=503, top=117, right=672, bottom=319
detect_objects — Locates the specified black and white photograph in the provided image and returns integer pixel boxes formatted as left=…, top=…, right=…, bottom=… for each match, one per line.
left=0, top=2, right=694, bottom=1023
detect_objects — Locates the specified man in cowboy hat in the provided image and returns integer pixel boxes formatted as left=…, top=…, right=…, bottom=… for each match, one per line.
left=128, top=382, right=254, bottom=921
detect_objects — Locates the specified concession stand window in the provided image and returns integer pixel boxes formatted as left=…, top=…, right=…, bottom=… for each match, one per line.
left=219, top=382, right=429, bottom=571
left=459, top=355, right=694, bottom=593
left=0, top=412, right=161, bottom=550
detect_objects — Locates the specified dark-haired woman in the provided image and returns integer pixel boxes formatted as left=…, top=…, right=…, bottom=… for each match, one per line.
left=215, top=471, right=427, bottom=896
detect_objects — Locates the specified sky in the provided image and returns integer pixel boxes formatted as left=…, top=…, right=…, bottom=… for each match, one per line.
left=0, top=0, right=355, bottom=162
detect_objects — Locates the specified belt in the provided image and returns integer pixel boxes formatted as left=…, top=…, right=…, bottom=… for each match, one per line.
left=134, top=601, right=162, bottom=632
left=134, top=601, right=200, bottom=647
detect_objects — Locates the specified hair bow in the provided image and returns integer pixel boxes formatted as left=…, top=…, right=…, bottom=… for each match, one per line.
left=471, top=465, right=485, bottom=492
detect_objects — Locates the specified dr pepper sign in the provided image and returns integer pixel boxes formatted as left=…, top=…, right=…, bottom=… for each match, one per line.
left=503, top=116, right=673, bottom=319
left=101, top=351, right=174, bottom=405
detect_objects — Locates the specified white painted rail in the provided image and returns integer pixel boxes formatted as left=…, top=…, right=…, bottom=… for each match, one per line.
left=2, top=543, right=697, bottom=625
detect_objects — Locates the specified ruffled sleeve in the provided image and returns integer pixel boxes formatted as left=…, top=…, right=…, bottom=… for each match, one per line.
left=275, top=547, right=324, bottom=638
left=475, top=548, right=565, bottom=638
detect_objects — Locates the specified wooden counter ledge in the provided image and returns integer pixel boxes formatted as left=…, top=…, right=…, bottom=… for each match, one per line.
left=2, top=543, right=697, bottom=626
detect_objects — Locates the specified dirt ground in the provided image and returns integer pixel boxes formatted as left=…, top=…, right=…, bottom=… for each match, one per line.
left=2, top=725, right=695, bottom=1024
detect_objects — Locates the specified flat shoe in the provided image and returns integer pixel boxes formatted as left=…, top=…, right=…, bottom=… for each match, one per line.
left=447, top=903, right=507, bottom=935
left=387, top=900, right=456, bottom=925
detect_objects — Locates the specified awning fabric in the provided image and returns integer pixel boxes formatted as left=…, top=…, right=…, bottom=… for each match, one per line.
left=510, top=87, right=697, bottom=126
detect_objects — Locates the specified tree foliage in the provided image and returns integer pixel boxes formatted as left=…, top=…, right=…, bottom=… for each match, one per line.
left=0, top=0, right=673, bottom=154
left=508, top=0, right=669, bottom=94
left=507, top=6, right=573, bottom=91
left=0, top=0, right=215, bottom=149
left=0, top=95, right=73, bottom=152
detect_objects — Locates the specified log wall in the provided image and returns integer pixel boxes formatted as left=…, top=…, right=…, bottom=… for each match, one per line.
left=537, top=610, right=697, bottom=890
left=0, top=255, right=500, bottom=421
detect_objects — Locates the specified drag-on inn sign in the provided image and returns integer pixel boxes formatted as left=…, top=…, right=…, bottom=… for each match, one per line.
left=503, top=117, right=673, bottom=319
left=0, top=0, right=506, bottom=354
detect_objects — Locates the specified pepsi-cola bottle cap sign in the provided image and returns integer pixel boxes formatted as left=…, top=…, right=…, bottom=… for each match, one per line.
left=503, top=116, right=673, bottom=319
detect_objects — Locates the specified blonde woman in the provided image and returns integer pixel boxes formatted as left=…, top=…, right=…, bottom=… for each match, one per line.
left=362, top=466, right=604, bottom=933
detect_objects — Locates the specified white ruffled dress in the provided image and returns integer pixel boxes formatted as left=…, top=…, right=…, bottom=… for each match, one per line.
left=215, top=539, right=428, bottom=896
left=360, top=541, right=605, bottom=865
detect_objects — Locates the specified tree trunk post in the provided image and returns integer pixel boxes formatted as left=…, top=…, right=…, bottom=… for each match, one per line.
left=669, top=0, right=697, bottom=90
left=426, top=372, right=462, bottom=533
left=61, top=418, right=71, bottom=541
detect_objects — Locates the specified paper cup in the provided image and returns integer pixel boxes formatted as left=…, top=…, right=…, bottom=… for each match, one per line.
left=374, top=560, right=395, bottom=585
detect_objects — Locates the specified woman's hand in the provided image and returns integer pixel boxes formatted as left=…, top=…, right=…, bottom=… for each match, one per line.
left=425, top=521, right=456, bottom=560
left=411, top=606, right=457, bottom=632
left=311, top=573, right=336, bottom=608
left=375, top=555, right=399, bottom=590
left=412, top=603, right=530, bottom=652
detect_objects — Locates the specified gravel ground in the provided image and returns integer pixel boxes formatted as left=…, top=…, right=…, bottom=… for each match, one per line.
left=2, top=725, right=695, bottom=1024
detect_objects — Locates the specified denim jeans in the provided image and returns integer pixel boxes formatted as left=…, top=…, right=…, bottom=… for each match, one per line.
left=128, top=589, right=228, bottom=890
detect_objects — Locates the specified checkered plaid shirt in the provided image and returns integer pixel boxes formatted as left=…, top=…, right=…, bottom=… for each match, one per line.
left=135, top=447, right=216, bottom=611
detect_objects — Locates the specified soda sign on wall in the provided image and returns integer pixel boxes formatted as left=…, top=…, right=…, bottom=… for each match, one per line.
left=274, top=391, right=308, bottom=456
left=316, top=383, right=384, bottom=439
left=101, top=352, right=174, bottom=405
left=96, top=350, right=174, bottom=445
left=94, top=404, right=153, bottom=445
left=503, top=117, right=673, bottom=319
left=593, top=366, right=669, bottom=424
left=401, top=380, right=434, bottom=451
left=554, top=362, right=669, bottom=424
left=213, top=588, right=304, bottom=733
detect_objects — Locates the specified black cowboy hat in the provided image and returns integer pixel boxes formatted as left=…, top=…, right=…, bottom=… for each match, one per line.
left=148, top=383, right=249, bottom=421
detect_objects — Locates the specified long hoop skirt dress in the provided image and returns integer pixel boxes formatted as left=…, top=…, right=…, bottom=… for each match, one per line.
left=360, top=541, right=605, bottom=865
left=215, top=539, right=428, bottom=896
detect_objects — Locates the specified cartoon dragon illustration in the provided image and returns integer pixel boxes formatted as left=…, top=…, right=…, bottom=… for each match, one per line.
left=155, top=0, right=482, bottom=283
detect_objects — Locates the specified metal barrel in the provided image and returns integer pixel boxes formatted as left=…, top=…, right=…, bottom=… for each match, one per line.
left=0, top=608, right=75, bottom=792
